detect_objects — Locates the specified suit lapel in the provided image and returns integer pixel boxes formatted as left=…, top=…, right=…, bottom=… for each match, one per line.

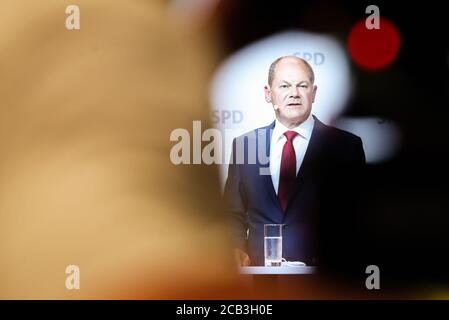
left=256, top=121, right=279, bottom=208
left=285, top=116, right=327, bottom=212
left=256, top=117, right=327, bottom=213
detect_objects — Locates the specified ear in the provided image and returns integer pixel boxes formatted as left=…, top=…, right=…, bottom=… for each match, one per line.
left=312, top=85, right=317, bottom=103
left=264, top=85, right=271, bottom=103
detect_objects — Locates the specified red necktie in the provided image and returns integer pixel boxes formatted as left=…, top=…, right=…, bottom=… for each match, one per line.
left=278, top=131, right=298, bottom=212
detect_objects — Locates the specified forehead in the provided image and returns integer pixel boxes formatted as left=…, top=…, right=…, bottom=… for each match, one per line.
left=273, top=59, right=310, bottom=83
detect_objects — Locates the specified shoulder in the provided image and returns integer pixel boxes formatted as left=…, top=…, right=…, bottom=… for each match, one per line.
left=315, top=117, right=362, bottom=146
left=314, top=117, right=365, bottom=164
left=232, top=121, right=275, bottom=144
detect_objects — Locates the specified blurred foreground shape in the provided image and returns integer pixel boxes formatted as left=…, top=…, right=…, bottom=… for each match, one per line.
left=0, top=0, right=236, bottom=299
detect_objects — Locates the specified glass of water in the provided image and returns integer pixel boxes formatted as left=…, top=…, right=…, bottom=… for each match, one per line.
left=264, top=224, right=282, bottom=267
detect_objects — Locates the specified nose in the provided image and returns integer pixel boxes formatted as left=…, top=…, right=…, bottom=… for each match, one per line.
left=289, top=86, right=300, bottom=98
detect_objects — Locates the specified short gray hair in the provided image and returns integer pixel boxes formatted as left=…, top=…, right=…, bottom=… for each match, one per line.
left=268, top=56, right=315, bottom=86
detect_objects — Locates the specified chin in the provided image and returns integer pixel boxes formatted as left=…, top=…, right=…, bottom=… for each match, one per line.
left=283, top=111, right=307, bottom=123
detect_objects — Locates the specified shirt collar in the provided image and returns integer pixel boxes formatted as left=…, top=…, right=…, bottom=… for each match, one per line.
left=272, top=114, right=315, bottom=143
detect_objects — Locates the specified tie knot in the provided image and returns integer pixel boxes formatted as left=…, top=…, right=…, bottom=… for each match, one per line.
left=284, top=130, right=298, bottom=142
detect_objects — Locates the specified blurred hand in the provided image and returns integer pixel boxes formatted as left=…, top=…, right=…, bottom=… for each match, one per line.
left=234, top=248, right=251, bottom=267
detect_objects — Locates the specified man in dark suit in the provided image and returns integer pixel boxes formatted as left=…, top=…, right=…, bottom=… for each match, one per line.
left=224, top=56, right=366, bottom=267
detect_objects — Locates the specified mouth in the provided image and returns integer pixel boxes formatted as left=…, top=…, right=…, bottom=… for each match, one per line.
left=286, top=103, right=302, bottom=107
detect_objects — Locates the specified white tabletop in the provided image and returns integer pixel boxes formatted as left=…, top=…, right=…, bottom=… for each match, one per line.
left=239, top=266, right=316, bottom=275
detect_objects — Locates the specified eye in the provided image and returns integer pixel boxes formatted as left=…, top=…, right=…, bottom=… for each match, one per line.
left=280, top=84, right=288, bottom=88
left=299, top=84, right=308, bottom=88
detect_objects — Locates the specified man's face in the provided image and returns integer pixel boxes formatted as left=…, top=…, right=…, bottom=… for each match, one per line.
left=265, top=59, right=317, bottom=128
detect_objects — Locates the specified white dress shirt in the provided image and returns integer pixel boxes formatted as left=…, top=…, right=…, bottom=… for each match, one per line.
left=269, top=114, right=315, bottom=194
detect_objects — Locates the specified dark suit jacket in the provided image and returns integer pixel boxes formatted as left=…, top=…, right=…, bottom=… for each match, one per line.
left=224, top=115, right=366, bottom=266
